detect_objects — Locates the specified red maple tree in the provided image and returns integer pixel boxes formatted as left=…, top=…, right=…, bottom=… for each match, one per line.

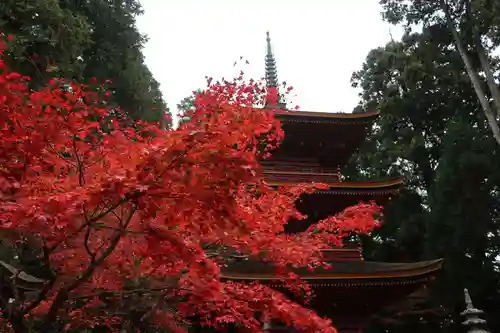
left=0, top=38, right=381, bottom=333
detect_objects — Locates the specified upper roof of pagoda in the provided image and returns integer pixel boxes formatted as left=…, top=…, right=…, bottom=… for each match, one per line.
left=275, top=109, right=378, bottom=123
left=263, top=109, right=378, bottom=168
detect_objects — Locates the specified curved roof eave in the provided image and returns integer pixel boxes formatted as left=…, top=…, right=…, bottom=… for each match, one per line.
left=221, top=259, right=443, bottom=282
left=273, top=110, right=379, bottom=120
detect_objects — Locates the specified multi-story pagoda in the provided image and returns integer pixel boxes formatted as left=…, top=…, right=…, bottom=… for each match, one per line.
left=221, top=32, right=443, bottom=333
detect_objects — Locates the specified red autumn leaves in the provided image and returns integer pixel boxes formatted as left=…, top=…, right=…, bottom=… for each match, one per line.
left=0, top=36, right=381, bottom=333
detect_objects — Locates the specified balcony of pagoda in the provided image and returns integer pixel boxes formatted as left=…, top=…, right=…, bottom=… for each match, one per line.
left=261, top=159, right=343, bottom=183
left=263, top=169, right=342, bottom=184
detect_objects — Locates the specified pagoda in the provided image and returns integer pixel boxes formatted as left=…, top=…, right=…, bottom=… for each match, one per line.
left=221, top=32, right=443, bottom=333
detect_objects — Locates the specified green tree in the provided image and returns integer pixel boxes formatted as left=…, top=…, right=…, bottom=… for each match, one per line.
left=349, top=25, right=500, bottom=332
left=0, top=0, right=92, bottom=87
left=74, top=0, right=168, bottom=123
left=0, top=0, right=169, bottom=124
left=380, top=0, right=500, bottom=145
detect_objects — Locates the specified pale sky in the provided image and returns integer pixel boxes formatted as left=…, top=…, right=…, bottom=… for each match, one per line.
left=136, top=1, right=403, bottom=116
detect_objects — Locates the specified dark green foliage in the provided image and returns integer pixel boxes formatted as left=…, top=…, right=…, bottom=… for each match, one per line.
left=0, top=0, right=169, bottom=124
left=349, top=10, right=500, bottom=331
left=0, top=0, right=92, bottom=87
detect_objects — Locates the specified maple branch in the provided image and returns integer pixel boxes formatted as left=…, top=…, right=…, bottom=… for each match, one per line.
left=89, top=197, right=125, bottom=220
left=82, top=205, right=97, bottom=263
left=21, top=278, right=56, bottom=315
left=90, top=223, right=148, bottom=235
left=146, top=263, right=163, bottom=275
left=69, top=284, right=179, bottom=300
left=89, top=191, right=142, bottom=222
left=72, top=136, right=85, bottom=186
left=46, top=143, right=76, bottom=167
left=40, top=204, right=137, bottom=329
left=154, top=139, right=197, bottom=182
left=46, top=194, right=136, bottom=254
left=85, top=150, right=107, bottom=168
left=84, top=226, right=96, bottom=263
left=45, top=140, right=192, bottom=252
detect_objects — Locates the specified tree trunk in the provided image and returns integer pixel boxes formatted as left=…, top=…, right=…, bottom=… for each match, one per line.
left=440, top=0, right=500, bottom=146
left=474, top=34, right=500, bottom=117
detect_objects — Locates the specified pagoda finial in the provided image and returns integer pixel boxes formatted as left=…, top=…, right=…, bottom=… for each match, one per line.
left=266, top=31, right=272, bottom=59
left=265, top=31, right=279, bottom=89
left=264, top=31, right=285, bottom=109
left=462, top=289, right=490, bottom=333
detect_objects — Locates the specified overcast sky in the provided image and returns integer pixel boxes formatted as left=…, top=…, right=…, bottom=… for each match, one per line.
left=135, top=1, right=404, bottom=116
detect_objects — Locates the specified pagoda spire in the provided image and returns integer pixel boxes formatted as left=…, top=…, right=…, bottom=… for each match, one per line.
left=462, top=289, right=490, bottom=333
left=264, top=31, right=286, bottom=109
left=265, top=31, right=279, bottom=88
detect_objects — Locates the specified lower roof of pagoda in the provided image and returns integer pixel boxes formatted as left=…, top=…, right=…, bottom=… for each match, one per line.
left=221, top=258, right=443, bottom=283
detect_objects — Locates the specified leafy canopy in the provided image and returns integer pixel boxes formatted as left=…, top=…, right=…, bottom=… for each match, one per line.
left=0, top=37, right=380, bottom=333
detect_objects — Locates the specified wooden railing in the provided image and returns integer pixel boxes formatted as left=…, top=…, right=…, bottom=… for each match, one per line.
left=263, top=170, right=341, bottom=183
